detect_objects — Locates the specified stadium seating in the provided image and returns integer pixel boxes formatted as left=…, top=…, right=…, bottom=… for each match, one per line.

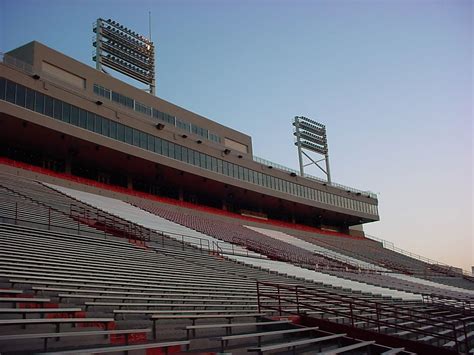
left=0, top=170, right=472, bottom=353
left=242, top=225, right=474, bottom=299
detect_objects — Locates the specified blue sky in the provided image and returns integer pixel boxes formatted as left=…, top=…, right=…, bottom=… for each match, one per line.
left=1, top=0, right=472, bottom=270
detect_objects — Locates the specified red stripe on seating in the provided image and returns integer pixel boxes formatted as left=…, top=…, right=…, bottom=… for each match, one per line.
left=110, top=332, right=147, bottom=345
left=146, top=345, right=182, bottom=354
left=46, top=312, right=72, bottom=319
left=44, top=303, right=59, bottom=309
left=0, top=157, right=362, bottom=240
left=77, top=321, right=116, bottom=330
left=74, top=311, right=86, bottom=318
left=18, top=303, right=40, bottom=309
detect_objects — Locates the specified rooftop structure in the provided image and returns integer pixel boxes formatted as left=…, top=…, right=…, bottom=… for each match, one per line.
left=1, top=41, right=379, bottom=233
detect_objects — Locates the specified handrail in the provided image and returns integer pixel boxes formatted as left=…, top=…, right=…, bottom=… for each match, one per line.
left=252, top=155, right=377, bottom=198
left=69, top=204, right=151, bottom=242
left=314, top=250, right=378, bottom=272
left=422, top=294, right=474, bottom=315
left=231, top=236, right=364, bottom=272
left=256, top=281, right=471, bottom=353
left=365, top=233, right=472, bottom=277
left=1, top=52, right=33, bottom=74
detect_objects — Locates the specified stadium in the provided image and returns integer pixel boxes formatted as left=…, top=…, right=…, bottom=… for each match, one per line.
left=0, top=11, right=473, bottom=355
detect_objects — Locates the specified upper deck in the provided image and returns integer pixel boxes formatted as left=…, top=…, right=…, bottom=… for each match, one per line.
left=0, top=41, right=379, bottom=229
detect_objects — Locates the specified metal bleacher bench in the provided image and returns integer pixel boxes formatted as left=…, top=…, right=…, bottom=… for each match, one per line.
left=0, top=307, right=81, bottom=319
left=186, top=319, right=291, bottom=338
left=247, top=333, right=346, bottom=354
left=39, top=339, right=190, bottom=354
left=115, top=308, right=258, bottom=319
left=151, top=312, right=266, bottom=338
left=0, top=328, right=151, bottom=352
left=317, top=340, right=376, bottom=354
left=0, top=317, right=114, bottom=333
left=0, top=289, right=23, bottom=294
left=215, top=326, right=320, bottom=352
left=0, top=297, right=51, bottom=306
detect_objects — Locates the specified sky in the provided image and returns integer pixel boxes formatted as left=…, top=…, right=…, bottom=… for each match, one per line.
left=1, top=0, right=472, bottom=271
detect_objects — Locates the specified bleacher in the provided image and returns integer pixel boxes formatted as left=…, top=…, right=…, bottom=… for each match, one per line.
left=293, top=230, right=452, bottom=276
left=0, top=222, right=413, bottom=354
left=0, top=170, right=472, bottom=353
left=131, top=199, right=358, bottom=271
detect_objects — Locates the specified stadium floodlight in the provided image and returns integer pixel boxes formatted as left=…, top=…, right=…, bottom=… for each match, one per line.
left=293, top=116, right=332, bottom=183
left=93, top=18, right=156, bottom=95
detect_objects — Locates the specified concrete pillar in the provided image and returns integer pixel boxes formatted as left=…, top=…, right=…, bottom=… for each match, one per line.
left=65, top=156, right=72, bottom=174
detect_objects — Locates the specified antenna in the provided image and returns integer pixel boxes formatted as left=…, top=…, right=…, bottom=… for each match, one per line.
left=149, top=11, right=152, bottom=42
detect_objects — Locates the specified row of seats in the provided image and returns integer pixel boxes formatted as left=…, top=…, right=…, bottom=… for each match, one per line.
left=0, top=170, right=471, bottom=353
left=47, top=182, right=422, bottom=300
left=293, top=230, right=447, bottom=276
left=0, top=223, right=417, bottom=354
left=244, top=225, right=474, bottom=299
left=133, top=199, right=361, bottom=271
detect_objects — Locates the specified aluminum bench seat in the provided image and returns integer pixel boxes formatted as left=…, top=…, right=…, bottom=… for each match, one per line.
left=247, top=333, right=346, bottom=353
left=40, top=339, right=190, bottom=354
left=185, top=320, right=291, bottom=338
left=0, top=317, right=114, bottom=333
left=317, top=340, right=376, bottom=354
left=0, top=328, right=151, bottom=352
left=0, top=289, right=22, bottom=294
left=216, top=326, right=320, bottom=352
left=0, top=308, right=81, bottom=318
left=151, top=313, right=266, bottom=337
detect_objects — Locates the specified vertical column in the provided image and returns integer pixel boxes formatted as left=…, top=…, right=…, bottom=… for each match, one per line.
left=95, top=19, right=102, bottom=71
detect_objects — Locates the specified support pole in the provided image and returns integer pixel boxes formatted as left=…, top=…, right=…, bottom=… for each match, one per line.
left=294, top=117, right=304, bottom=176
left=325, top=152, right=332, bottom=183
left=95, top=19, right=102, bottom=71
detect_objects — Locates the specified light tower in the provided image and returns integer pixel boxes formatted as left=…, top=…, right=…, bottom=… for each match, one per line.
left=293, top=116, right=331, bottom=183
left=93, top=18, right=156, bottom=95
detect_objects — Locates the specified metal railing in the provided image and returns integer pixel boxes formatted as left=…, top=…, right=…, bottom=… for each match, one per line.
left=422, top=294, right=474, bottom=315
left=256, top=281, right=473, bottom=353
left=1, top=52, right=33, bottom=74
left=365, top=233, right=473, bottom=278
left=69, top=204, right=151, bottom=242
left=231, top=236, right=365, bottom=272
left=253, top=155, right=377, bottom=198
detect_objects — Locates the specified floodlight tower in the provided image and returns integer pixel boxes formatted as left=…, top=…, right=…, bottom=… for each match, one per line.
left=93, top=18, right=156, bottom=95
left=293, top=116, right=331, bottom=183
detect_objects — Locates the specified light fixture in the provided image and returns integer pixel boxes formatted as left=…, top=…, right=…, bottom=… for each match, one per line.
left=156, top=123, right=165, bottom=130
left=96, top=100, right=103, bottom=105
left=223, top=149, right=231, bottom=155
left=290, top=172, right=297, bottom=177
left=181, top=134, right=188, bottom=138
left=32, top=74, right=40, bottom=80
left=197, top=140, right=203, bottom=144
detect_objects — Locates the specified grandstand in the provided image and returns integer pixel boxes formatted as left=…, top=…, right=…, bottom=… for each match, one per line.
left=0, top=41, right=473, bottom=354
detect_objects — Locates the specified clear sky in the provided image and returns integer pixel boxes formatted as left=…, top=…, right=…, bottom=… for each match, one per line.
left=1, top=0, right=472, bottom=270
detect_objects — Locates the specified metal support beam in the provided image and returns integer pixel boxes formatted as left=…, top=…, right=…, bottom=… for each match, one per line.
left=293, top=116, right=331, bottom=183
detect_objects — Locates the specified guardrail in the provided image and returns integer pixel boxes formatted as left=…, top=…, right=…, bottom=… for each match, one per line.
left=365, top=233, right=473, bottom=278
left=1, top=52, right=33, bottom=74
left=256, top=281, right=472, bottom=353
left=422, top=294, right=474, bottom=315
left=70, top=204, right=151, bottom=242
left=252, top=155, right=377, bottom=198
left=231, top=236, right=367, bottom=272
